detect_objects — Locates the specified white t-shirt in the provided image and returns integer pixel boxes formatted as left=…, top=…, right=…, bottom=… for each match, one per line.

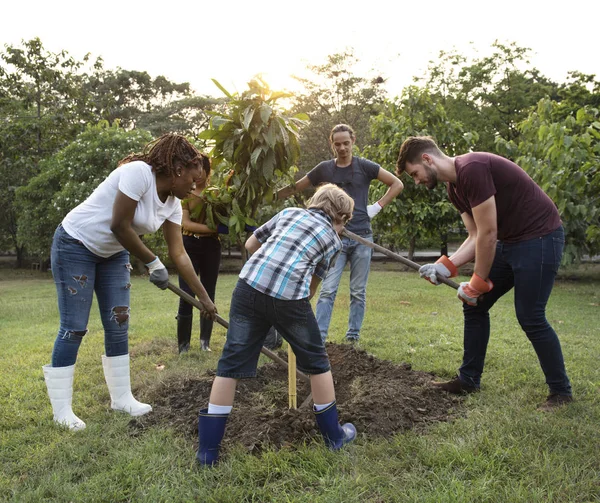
left=62, top=161, right=183, bottom=258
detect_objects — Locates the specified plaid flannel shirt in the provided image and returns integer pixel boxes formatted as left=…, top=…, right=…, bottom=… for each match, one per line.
left=239, top=208, right=341, bottom=300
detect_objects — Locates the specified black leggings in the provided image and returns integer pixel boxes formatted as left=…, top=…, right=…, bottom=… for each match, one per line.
left=177, top=235, right=221, bottom=342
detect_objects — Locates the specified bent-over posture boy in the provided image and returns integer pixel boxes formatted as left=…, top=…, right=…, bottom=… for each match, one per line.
left=196, top=184, right=357, bottom=465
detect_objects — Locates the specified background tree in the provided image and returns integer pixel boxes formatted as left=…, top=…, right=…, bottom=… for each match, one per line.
left=496, top=98, right=600, bottom=262
left=0, top=38, right=92, bottom=266
left=198, top=77, right=308, bottom=261
left=14, top=122, right=152, bottom=266
left=82, top=65, right=222, bottom=136
left=364, top=86, right=478, bottom=258
left=419, top=41, right=559, bottom=152
left=291, top=49, right=387, bottom=174
left=0, top=38, right=215, bottom=263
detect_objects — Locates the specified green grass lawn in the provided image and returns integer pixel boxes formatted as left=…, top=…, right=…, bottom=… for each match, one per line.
left=1, top=264, right=599, bottom=502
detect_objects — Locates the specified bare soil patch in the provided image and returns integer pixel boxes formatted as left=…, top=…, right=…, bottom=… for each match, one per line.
left=132, top=343, right=464, bottom=454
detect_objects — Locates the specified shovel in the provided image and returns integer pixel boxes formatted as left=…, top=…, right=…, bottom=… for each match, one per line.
left=341, top=229, right=461, bottom=290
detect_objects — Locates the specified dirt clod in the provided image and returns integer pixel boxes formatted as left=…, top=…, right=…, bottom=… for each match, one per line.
left=132, top=343, right=463, bottom=453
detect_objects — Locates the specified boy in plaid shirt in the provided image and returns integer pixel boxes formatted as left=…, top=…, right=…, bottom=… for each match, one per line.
left=197, top=184, right=357, bottom=465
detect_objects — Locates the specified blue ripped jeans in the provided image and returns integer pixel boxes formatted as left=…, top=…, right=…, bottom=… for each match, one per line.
left=50, top=224, right=131, bottom=367
left=315, top=234, right=373, bottom=341
left=459, top=226, right=572, bottom=396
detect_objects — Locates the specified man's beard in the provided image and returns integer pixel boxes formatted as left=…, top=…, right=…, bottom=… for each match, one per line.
left=425, top=164, right=438, bottom=190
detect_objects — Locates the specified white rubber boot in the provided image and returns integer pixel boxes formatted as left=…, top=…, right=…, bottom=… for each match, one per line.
left=42, top=364, right=86, bottom=431
left=101, top=354, right=152, bottom=417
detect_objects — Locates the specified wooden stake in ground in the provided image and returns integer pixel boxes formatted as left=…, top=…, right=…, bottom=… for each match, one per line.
left=288, top=344, right=297, bottom=409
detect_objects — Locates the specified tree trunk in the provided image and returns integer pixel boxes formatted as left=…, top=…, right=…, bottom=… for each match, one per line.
left=239, top=238, right=248, bottom=265
left=408, top=236, right=416, bottom=262
left=440, top=233, right=448, bottom=257
left=15, top=245, right=25, bottom=269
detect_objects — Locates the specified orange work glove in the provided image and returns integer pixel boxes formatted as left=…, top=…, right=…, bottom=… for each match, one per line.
left=418, top=255, right=458, bottom=285
left=457, top=273, right=493, bottom=306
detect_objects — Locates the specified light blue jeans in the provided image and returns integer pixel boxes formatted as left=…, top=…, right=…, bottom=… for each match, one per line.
left=315, top=234, right=373, bottom=341
left=50, top=224, right=131, bottom=367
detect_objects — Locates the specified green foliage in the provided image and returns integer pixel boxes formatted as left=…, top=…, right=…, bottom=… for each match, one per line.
left=14, top=122, right=152, bottom=259
left=364, top=86, right=477, bottom=254
left=198, top=77, right=308, bottom=239
left=496, top=99, right=600, bottom=262
left=419, top=41, right=559, bottom=152
left=0, top=38, right=93, bottom=261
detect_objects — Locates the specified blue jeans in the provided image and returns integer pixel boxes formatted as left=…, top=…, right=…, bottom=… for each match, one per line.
left=50, top=225, right=131, bottom=367
left=459, top=226, right=572, bottom=395
left=315, top=234, right=373, bottom=341
left=217, top=280, right=330, bottom=378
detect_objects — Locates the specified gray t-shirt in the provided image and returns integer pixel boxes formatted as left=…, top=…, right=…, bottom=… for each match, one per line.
left=307, top=156, right=380, bottom=235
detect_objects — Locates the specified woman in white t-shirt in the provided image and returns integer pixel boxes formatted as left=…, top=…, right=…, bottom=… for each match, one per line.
left=42, top=133, right=217, bottom=431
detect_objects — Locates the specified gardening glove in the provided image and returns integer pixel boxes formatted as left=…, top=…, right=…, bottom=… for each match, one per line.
left=457, top=273, right=493, bottom=306
left=217, top=223, right=229, bottom=235
left=145, top=257, right=169, bottom=290
left=244, top=224, right=258, bottom=233
left=367, top=201, right=383, bottom=219
left=419, top=255, right=458, bottom=285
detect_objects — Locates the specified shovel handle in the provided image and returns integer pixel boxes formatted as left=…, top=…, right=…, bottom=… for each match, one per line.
left=341, top=229, right=461, bottom=290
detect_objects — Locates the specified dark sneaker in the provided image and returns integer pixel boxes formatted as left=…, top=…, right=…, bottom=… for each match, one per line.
left=345, top=335, right=359, bottom=343
left=538, top=394, right=573, bottom=411
left=200, top=340, right=212, bottom=352
left=431, top=376, right=478, bottom=394
left=263, top=327, right=283, bottom=350
left=178, top=343, right=190, bottom=354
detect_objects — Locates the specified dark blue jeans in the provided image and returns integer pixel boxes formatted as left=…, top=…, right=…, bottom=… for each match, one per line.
left=217, top=280, right=330, bottom=378
left=177, top=235, right=221, bottom=342
left=50, top=225, right=131, bottom=367
left=459, top=226, right=572, bottom=396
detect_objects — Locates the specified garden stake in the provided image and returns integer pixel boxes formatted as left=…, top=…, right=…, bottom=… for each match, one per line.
left=288, top=344, right=297, bottom=409
left=341, top=229, right=461, bottom=290
left=166, top=283, right=314, bottom=402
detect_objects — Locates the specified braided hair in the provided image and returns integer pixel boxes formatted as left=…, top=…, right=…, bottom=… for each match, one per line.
left=119, top=133, right=209, bottom=177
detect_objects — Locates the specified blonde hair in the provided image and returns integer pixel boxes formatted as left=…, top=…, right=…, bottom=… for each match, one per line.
left=307, top=183, right=354, bottom=223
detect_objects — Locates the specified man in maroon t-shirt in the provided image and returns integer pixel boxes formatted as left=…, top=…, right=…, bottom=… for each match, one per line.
left=395, top=136, right=572, bottom=411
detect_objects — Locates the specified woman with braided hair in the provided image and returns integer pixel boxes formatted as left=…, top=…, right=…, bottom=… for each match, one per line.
left=43, top=133, right=217, bottom=431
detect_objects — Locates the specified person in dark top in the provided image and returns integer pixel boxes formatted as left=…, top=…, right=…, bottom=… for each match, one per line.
left=278, top=124, right=403, bottom=343
left=396, top=136, right=572, bottom=411
left=176, top=186, right=221, bottom=353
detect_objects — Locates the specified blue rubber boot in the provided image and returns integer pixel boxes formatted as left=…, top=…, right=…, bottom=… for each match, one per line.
left=196, top=408, right=229, bottom=466
left=314, top=401, right=356, bottom=450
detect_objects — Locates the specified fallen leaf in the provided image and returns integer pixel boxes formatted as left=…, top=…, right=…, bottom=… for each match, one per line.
left=156, top=364, right=165, bottom=371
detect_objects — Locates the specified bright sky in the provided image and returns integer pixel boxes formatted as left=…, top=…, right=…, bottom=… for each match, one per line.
left=2, top=0, right=599, bottom=98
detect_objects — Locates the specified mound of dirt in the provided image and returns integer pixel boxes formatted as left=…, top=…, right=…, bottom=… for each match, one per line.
left=132, top=343, right=464, bottom=453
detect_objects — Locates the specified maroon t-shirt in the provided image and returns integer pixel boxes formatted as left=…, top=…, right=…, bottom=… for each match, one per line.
left=447, top=152, right=561, bottom=243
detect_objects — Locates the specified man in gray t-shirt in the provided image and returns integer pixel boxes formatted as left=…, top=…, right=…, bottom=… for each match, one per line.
left=277, top=124, right=403, bottom=342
